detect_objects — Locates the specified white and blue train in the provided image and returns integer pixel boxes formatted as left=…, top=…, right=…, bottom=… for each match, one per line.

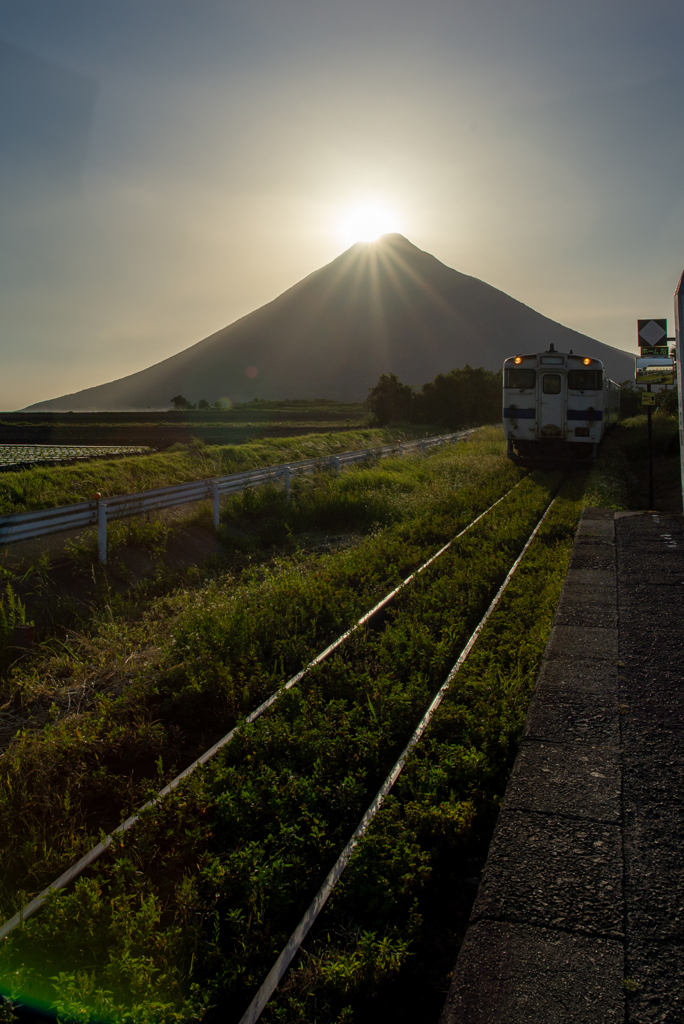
left=503, top=345, right=620, bottom=464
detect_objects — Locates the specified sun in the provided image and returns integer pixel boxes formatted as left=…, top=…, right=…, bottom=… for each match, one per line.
left=337, top=202, right=403, bottom=246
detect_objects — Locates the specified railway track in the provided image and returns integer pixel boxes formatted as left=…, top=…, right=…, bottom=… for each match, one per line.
left=0, top=467, right=572, bottom=1022
left=0, top=479, right=524, bottom=941
left=239, top=492, right=558, bottom=1024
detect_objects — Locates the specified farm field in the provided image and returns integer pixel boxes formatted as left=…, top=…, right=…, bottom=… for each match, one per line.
left=0, top=420, right=662, bottom=1023
left=0, top=403, right=369, bottom=452
left=0, top=446, right=151, bottom=470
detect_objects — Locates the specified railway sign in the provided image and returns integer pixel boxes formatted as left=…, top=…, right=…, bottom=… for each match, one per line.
left=638, top=319, right=667, bottom=348
left=635, top=356, right=675, bottom=385
left=640, top=346, right=669, bottom=358
left=642, top=392, right=656, bottom=405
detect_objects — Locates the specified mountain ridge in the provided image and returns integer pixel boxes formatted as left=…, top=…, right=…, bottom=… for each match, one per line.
left=25, top=234, right=634, bottom=411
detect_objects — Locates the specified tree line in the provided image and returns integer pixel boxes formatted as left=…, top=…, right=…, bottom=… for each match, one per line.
left=170, top=395, right=222, bottom=410
left=367, top=366, right=501, bottom=428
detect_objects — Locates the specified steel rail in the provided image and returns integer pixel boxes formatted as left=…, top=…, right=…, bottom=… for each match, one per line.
left=0, top=475, right=520, bottom=942
left=237, top=494, right=559, bottom=1024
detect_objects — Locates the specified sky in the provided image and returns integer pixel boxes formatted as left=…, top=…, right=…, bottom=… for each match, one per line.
left=1, top=0, right=684, bottom=409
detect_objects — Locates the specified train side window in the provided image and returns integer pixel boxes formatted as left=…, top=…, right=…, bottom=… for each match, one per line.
left=505, top=368, right=536, bottom=389
left=568, top=369, right=602, bottom=390
left=542, top=374, right=561, bottom=394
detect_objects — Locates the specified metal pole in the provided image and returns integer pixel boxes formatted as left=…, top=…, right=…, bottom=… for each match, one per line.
left=283, top=465, right=291, bottom=503
left=675, top=271, right=684, bottom=512
left=97, top=503, right=107, bottom=565
left=647, top=383, right=654, bottom=510
left=211, top=479, right=220, bottom=528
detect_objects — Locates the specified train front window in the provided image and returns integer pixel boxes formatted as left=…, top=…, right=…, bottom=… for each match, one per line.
left=505, top=368, right=536, bottom=389
left=542, top=374, right=561, bottom=394
left=568, top=369, right=603, bottom=390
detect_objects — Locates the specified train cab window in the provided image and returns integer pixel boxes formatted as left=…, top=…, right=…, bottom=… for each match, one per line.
left=568, top=369, right=603, bottom=390
left=504, top=368, right=536, bottom=389
left=542, top=374, right=561, bottom=394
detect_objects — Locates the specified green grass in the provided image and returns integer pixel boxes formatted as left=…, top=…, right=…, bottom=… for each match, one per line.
left=581, top=413, right=680, bottom=510
left=0, top=429, right=622, bottom=1023
left=0, top=427, right=437, bottom=516
left=0, top=430, right=516, bottom=896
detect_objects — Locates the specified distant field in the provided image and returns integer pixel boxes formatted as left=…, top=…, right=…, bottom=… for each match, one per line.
left=0, top=402, right=368, bottom=449
left=0, top=445, right=151, bottom=470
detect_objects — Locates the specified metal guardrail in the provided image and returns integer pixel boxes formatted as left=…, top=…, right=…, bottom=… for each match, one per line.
left=0, top=430, right=474, bottom=563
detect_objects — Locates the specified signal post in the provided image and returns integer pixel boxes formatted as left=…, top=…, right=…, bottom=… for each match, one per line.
left=636, top=318, right=675, bottom=510
left=676, top=273, right=684, bottom=512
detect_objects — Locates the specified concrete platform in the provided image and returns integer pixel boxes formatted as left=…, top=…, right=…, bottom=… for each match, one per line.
left=440, top=508, right=684, bottom=1024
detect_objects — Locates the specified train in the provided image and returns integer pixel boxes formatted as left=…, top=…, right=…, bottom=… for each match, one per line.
left=503, top=345, right=620, bottom=464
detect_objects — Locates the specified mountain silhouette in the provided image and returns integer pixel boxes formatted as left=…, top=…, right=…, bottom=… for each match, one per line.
left=26, top=234, right=634, bottom=410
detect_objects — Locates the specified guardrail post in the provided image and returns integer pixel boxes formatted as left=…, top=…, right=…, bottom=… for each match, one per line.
left=284, top=465, right=291, bottom=503
left=97, top=503, right=107, bottom=565
left=211, top=479, right=220, bottom=528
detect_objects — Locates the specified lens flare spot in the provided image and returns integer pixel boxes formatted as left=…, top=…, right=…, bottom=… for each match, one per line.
left=245, top=366, right=258, bottom=379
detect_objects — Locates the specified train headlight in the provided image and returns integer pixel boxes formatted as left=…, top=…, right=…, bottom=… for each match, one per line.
left=514, top=356, right=522, bottom=364
left=583, top=358, right=591, bottom=365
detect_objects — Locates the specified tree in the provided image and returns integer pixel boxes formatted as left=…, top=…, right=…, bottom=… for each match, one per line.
left=197, top=398, right=210, bottom=410
left=414, top=366, right=501, bottom=428
left=367, top=373, right=415, bottom=425
left=170, top=395, right=195, bottom=410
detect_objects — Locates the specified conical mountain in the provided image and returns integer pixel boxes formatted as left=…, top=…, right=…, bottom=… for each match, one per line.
left=26, top=234, right=634, bottom=411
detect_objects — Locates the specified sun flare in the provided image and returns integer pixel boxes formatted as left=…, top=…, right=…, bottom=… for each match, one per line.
left=337, top=202, right=403, bottom=246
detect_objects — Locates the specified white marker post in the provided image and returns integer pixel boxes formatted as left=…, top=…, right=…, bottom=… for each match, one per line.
left=211, top=479, right=220, bottom=528
left=676, top=273, right=684, bottom=513
left=97, top=503, right=107, bottom=565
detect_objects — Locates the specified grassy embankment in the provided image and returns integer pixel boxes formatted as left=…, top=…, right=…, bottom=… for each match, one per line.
left=0, top=427, right=437, bottom=517
left=0, top=427, right=443, bottom=669
left=0, top=420, right=656, bottom=1023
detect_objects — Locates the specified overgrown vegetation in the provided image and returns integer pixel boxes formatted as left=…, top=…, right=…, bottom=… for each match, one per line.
left=617, top=380, right=678, bottom=420
left=0, top=427, right=433, bottom=517
left=0, top=416, right=669, bottom=1024
left=0, top=585, right=28, bottom=674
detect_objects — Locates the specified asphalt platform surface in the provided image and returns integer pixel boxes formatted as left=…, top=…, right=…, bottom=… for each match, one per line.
left=440, top=508, right=684, bottom=1023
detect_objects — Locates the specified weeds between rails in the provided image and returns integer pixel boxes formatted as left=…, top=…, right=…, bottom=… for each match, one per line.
left=0, top=470, right=519, bottom=946
left=0, top=432, right=517, bottom=893
left=0, top=434, right=618, bottom=1024
left=0, top=467, right=578, bottom=1024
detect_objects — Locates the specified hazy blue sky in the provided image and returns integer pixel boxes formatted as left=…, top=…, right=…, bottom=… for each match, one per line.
left=1, top=0, right=683, bottom=408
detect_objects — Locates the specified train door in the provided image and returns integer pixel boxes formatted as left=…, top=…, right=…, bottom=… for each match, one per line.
left=537, top=372, right=566, bottom=437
